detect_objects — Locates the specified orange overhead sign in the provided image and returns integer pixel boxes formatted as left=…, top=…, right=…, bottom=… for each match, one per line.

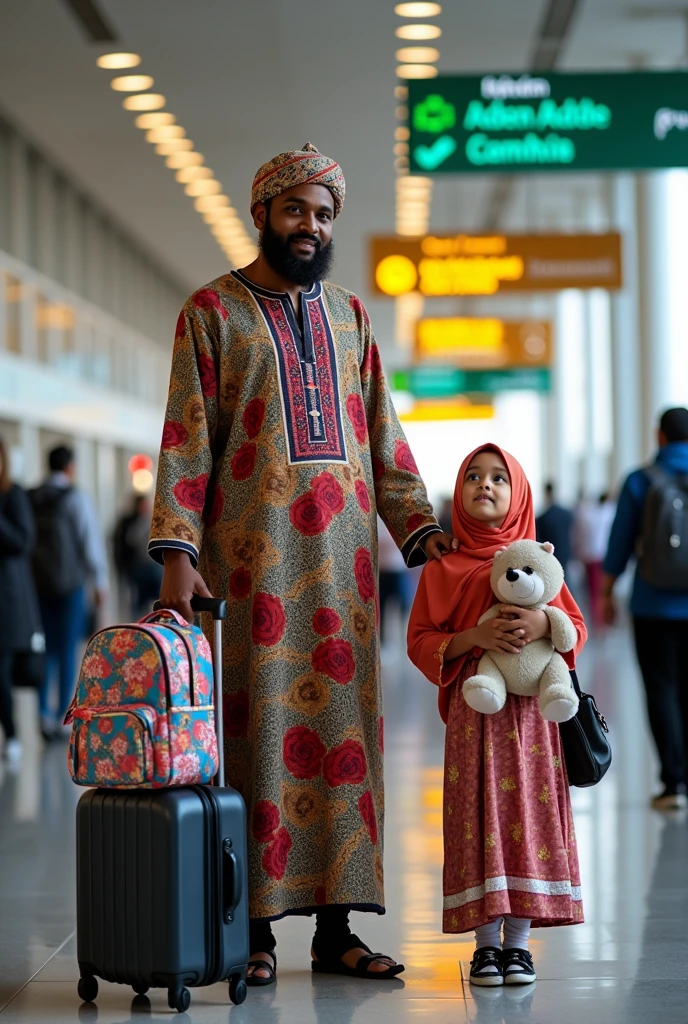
left=371, top=233, right=622, bottom=296
left=416, top=317, right=551, bottom=367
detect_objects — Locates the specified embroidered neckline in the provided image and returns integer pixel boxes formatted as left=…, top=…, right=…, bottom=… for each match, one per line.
left=231, top=269, right=322, bottom=301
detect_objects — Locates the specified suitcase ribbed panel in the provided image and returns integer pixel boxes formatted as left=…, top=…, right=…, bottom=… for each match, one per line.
left=76, top=786, right=249, bottom=991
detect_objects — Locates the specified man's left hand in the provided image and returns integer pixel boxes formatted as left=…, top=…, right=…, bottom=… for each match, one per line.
left=422, top=531, right=459, bottom=561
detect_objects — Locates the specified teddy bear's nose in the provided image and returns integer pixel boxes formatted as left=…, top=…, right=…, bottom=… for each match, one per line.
left=506, top=568, right=520, bottom=582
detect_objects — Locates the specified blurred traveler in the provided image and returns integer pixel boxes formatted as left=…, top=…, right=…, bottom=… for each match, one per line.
left=536, top=483, right=573, bottom=578
left=602, top=407, right=688, bottom=810
left=438, top=495, right=454, bottom=534
left=378, top=517, right=410, bottom=645
left=573, top=492, right=616, bottom=628
left=0, top=437, right=43, bottom=768
left=113, top=495, right=162, bottom=618
left=30, top=445, right=108, bottom=742
left=150, top=143, right=455, bottom=984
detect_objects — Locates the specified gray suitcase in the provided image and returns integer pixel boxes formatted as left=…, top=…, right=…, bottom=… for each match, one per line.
left=75, top=597, right=249, bottom=1012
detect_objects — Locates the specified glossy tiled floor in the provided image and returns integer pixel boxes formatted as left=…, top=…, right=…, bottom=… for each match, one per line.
left=1, top=616, right=686, bottom=1023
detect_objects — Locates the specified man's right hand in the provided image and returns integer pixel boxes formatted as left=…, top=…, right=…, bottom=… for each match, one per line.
left=158, top=549, right=212, bottom=622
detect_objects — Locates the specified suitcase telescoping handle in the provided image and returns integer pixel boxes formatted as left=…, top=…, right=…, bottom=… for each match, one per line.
left=154, top=596, right=227, bottom=787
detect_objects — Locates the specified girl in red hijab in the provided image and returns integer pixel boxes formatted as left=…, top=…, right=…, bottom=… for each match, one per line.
left=408, top=445, right=587, bottom=987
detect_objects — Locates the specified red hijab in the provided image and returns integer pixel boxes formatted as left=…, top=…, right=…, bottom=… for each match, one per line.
left=407, top=444, right=586, bottom=722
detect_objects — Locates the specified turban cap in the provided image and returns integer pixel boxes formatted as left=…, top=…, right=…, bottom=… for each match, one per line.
left=251, top=142, right=345, bottom=217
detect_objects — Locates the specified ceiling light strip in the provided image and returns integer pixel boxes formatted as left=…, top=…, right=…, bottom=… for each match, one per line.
left=97, top=51, right=257, bottom=267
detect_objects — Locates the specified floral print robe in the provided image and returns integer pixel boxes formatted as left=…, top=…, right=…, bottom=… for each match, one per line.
left=150, top=271, right=439, bottom=920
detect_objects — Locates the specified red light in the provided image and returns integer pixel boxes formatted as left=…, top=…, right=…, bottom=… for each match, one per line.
left=128, top=453, right=153, bottom=474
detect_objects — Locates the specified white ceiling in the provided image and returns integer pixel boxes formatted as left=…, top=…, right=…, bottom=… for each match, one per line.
left=0, top=0, right=684, bottom=350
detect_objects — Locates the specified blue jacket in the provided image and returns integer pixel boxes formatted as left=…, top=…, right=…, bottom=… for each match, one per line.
left=603, top=442, right=688, bottom=619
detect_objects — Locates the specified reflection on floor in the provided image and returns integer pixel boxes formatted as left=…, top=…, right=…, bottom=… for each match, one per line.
left=1, top=622, right=686, bottom=1023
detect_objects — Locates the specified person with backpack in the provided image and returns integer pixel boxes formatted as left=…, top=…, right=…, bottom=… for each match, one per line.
left=601, top=407, right=688, bottom=810
left=30, top=445, right=109, bottom=742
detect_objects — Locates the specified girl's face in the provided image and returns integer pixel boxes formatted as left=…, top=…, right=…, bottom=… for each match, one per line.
left=462, top=451, right=511, bottom=527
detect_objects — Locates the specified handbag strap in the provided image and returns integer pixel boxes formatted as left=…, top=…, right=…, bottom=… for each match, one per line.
left=569, top=669, right=582, bottom=698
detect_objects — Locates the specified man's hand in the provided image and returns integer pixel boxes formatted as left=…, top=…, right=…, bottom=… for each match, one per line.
left=93, top=588, right=107, bottom=610
left=159, top=550, right=212, bottom=622
left=601, top=592, right=616, bottom=626
left=422, top=531, right=459, bottom=561
left=497, top=605, right=550, bottom=644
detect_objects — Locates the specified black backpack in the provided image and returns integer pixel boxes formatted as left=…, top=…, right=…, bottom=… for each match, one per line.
left=29, top=485, right=87, bottom=596
left=637, top=465, right=688, bottom=590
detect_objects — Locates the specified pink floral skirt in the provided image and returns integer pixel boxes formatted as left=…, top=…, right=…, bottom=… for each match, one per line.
left=442, top=663, right=584, bottom=933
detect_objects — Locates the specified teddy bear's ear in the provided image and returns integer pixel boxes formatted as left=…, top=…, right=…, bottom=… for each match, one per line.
left=495, top=548, right=506, bottom=556
left=541, top=542, right=555, bottom=554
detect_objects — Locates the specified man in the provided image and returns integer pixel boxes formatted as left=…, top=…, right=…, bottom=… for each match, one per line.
left=601, top=407, right=688, bottom=810
left=113, top=494, right=162, bottom=618
left=573, top=491, right=616, bottom=628
left=30, top=445, right=108, bottom=740
left=150, top=143, right=455, bottom=982
left=536, top=482, right=573, bottom=578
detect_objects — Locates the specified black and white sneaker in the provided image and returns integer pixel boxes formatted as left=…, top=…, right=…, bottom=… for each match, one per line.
left=469, top=946, right=503, bottom=986
left=501, top=948, right=536, bottom=984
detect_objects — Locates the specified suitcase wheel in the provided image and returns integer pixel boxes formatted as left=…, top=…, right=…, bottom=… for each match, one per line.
left=77, top=975, right=98, bottom=1003
left=229, top=975, right=247, bottom=1005
left=132, top=983, right=149, bottom=996
left=168, top=986, right=191, bottom=1013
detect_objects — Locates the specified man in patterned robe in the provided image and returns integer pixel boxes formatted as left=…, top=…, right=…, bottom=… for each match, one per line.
left=150, top=143, right=454, bottom=981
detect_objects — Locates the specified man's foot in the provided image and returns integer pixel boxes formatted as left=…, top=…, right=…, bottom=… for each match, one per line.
left=651, top=787, right=688, bottom=811
left=469, top=946, right=503, bottom=987
left=40, top=718, right=55, bottom=744
left=4, top=738, right=22, bottom=770
left=246, top=950, right=276, bottom=986
left=501, top=948, right=536, bottom=985
left=311, top=934, right=404, bottom=978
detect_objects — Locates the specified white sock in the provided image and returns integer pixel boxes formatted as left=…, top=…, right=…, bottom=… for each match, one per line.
left=503, top=916, right=531, bottom=950
left=475, top=918, right=503, bottom=950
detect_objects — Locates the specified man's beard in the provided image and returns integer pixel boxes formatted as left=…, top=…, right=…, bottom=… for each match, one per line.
left=260, top=216, right=335, bottom=287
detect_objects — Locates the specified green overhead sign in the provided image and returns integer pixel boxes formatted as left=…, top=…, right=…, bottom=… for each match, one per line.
left=393, top=367, right=551, bottom=397
left=407, top=71, right=688, bottom=174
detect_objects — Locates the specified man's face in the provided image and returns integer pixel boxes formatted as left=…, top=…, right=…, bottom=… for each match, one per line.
left=254, top=184, right=335, bottom=286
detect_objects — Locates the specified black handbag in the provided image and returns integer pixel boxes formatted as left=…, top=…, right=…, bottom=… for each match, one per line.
left=559, top=670, right=611, bottom=787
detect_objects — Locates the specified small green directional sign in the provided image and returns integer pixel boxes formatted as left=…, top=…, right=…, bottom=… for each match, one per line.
left=393, top=366, right=551, bottom=397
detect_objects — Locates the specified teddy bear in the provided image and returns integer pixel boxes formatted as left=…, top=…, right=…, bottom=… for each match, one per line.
left=462, top=539, right=579, bottom=724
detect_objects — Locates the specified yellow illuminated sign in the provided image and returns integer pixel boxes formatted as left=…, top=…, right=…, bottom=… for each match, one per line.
left=371, top=233, right=622, bottom=296
left=416, top=317, right=551, bottom=367
left=399, top=401, right=494, bottom=422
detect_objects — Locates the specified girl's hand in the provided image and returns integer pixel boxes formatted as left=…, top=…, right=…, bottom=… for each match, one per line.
left=497, top=606, right=550, bottom=644
left=471, top=617, right=527, bottom=655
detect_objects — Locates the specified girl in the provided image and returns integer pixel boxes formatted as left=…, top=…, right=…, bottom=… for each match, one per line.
left=408, top=445, right=586, bottom=987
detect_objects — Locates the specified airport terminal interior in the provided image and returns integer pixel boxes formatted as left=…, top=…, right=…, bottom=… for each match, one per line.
left=1, top=1, right=688, bottom=1022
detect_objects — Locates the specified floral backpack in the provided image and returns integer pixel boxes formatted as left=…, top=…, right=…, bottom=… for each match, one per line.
left=65, top=609, right=218, bottom=788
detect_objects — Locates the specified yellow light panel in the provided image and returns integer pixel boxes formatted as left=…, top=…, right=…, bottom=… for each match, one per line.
left=123, top=93, right=166, bottom=111
left=395, top=23, right=442, bottom=39
left=155, top=139, right=193, bottom=155
left=399, top=401, right=494, bottom=422
left=176, top=165, right=212, bottom=183
left=146, top=125, right=185, bottom=143
left=185, top=179, right=222, bottom=196
left=395, top=46, right=439, bottom=62
left=395, top=2, right=442, bottom=15
left=166, top=151, right=203, bottom=169
left=135, top=112, right=175, bottom=129
left=111, top=75, right=154, bottom=92
left=396, top=64, right=439, bottom=79
left=97, top=52, right=141, bottom=69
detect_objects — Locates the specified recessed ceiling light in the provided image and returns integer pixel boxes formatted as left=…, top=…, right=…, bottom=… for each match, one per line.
left=135, top=112, right=175, bottom=129
left=202, top=209, right=233, bottom=223
left=166, top=151, right=204, bottom=169
left=395, top=46, right=439, bottom=62
left=123, top=93, right=166, bottom=111
left=146, top=125, right=185, bottom=143
left=395, top=105, right=409, bottom=119
left=185, top=179, right=222, bottom=196
left=394, top=142, right=410, bottom=156
left=111, top=74, right=154, bottom=92
left=395, top=2, right=441, bottom=16
left=155, top=139, right=193, bottom=155
left=194, top=195, right=230, bottom=212
left=395, top=126, right=410, bottom=140
left=396, top=23, right=442, bottom=39
left=97, top=52, right=141, bottom=69
left=395, top=85, right=409, bottom=100
left=176, top=165, right=213, bottom=183
left=396, top=64, right=438, bottom=79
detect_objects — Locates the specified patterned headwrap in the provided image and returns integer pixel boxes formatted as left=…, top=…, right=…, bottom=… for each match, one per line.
left=251, top=142, right=346, bottom=218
